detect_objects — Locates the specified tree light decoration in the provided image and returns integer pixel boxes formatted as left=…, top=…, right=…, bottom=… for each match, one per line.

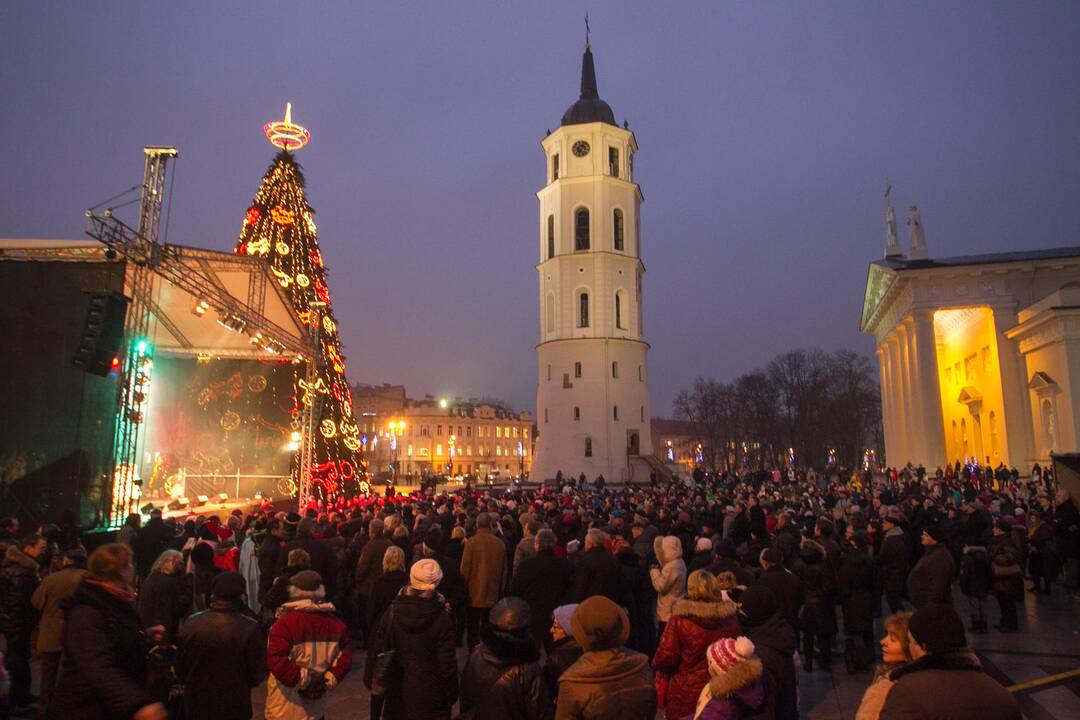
left=235, top=109, right=363, bottom=496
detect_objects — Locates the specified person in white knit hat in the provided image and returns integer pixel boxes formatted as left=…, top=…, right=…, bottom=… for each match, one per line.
left=692, top=636, right=765, bottom=720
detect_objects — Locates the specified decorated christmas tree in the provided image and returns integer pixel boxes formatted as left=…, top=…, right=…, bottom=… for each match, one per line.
left=233, top=104, right=363, bottom=498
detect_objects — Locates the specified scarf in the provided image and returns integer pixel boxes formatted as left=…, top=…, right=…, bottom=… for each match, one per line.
left=85, top=579, right=137, bottom=604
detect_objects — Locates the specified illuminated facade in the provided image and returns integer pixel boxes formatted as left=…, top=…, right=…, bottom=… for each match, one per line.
left=532, top=42, right=653, bottom=483
left=352, top=386, right=534, bottom=478
left=862, top=243, right=1080, bottom=469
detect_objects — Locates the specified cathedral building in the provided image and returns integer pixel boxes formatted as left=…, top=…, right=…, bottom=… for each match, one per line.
left=861, top=199, right=1080, bottom=470
left=531, top=42, right=654, bottom=483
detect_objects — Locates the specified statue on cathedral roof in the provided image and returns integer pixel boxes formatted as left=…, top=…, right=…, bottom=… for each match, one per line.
left=908, top=205, right=928, bottom=260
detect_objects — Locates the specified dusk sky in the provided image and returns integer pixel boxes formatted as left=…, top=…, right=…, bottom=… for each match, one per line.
left=3, top=2, right=1079, bottom=416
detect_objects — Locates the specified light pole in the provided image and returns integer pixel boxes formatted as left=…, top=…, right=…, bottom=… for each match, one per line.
left=448, top=434, right=456, bottom=477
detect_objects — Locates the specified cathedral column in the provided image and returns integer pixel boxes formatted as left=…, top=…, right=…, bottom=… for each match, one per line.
left=912, top=309, right=947, bottom=469
left=877, top=346, right=894, bottom=466
left=900, top=319, right=927, bottom=465
left=991, top=305, right=1035, bottom=467
left=888, top=334, right=910, bottom=465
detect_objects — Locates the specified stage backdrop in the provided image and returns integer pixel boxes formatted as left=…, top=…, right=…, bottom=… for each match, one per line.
left=0, top=259, right=125, bottom=528
left=142, top=356, right=295, bottom=501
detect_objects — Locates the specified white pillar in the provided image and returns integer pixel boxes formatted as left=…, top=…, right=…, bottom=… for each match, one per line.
left=901, top=319, right=927, bottom=466
left=888, top=335, right=910, bottom=465
left=991, top=306, right=1035, bottom=467
left=912, top=309, right=947, bottom=469
left=877, top=347, right=894, bottom=466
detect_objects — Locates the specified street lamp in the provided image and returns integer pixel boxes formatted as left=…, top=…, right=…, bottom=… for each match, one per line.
left=448, top=434, right=456, bottom=477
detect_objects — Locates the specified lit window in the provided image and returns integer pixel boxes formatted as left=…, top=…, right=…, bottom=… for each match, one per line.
left=496, top=426, right=502, bottom=438
left=613, top=209, right=624, bottom=251
left=407, top=445, right=413, bottom=456
left=575, top=208, right=590, bottom=251
left=436, top=444, right=443, bottom=456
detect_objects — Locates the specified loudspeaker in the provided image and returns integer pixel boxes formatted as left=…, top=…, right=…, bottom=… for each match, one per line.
left=139, top=503, right=156, bottom=515
left=167, top=498, right=190, bottom=511
left=217, top=493, right=229, bottom=503
left=72, top=291, right=129, bottom=376
left=192, top=495, right=209, bottom=507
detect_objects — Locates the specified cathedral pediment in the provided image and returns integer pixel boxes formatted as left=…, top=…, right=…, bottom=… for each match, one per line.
left=860, top=262, right=899, bottom=333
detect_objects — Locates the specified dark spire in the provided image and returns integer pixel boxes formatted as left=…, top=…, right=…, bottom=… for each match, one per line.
left=561, top=42, right=616, bottom=127
left=580, top=45, right=599, bottom=100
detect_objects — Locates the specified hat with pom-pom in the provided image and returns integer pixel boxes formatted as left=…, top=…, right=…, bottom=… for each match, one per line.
left=707, top=636, right=756, bottom=677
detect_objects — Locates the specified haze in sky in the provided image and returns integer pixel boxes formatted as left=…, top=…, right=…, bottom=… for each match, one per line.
left=2, top=2, right=1078, bottom=414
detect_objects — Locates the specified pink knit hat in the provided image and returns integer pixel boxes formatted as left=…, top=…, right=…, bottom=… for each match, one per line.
left=706, top=636, right=756, bottom=677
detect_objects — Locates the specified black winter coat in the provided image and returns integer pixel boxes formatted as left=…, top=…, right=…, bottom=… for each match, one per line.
left=906, top=543, right=955, bottom=609
left=134, top=518, right=174, bottom=578
left=176, top=599, right=267, bottom=720
left=744, top=612, right=799, bottom=720
left=795, top=542, right=836, bottom=635
left=876, top=529, right=909, bottom=597
left=511, top=549, right=572, bottom=644
left=755, top=566, right=803, bottom=633
left=49, top=581, right=154, bottom=720
left=459, top=625, right=553, bottom=720
left=569, top=547, right=626, bottom=605
left=958, top=546, right=992, bottom=600
left=366, top=569, right=407, bottom=630
left=280, top=534, right=335, bottom=594
left=137, top=570, right=189, bottom=642
left=382, top=587, right=459, bottom=720
left=256, top=536, right=285, bottom=597
left=837, top=548, right=876, bottom=634
left=0, top=545, right=40, bottom=635
left=543, top=636, right=584, bottom=700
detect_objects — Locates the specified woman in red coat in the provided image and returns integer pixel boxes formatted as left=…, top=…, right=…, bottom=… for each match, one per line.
left=653, top=569, right=741, bottom=720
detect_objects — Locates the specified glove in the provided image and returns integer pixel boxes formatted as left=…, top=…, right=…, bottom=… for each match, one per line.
left=324, top=672, right=338, bottom=690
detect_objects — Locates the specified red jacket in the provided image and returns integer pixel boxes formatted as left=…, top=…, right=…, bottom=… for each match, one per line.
left=652, top=598, right=741, bottom=720
left=266, top=599, right=352, bottom=720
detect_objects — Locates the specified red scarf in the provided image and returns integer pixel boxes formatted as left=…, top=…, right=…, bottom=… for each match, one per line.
left=85, top=579, right=137, bottom=605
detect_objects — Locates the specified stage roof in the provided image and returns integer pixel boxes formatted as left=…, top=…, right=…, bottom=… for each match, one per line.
left=0, top=238, right=311, bottom=360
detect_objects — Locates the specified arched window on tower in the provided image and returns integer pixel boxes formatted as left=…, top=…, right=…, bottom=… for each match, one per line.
left=615, top=291, right=625, bottom=330
left=547, top=214, right=555, bottom=259
left=578, top=292, right=590, bottom=328
left=613, top=209, right=624, bottom=251
left=584, top=436, right=592, bottom=457
left=575, top=208, right=590, bottom=251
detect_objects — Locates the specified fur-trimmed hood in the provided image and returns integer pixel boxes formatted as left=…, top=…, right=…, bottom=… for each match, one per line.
left=799, top=538, right=826, bottom=563
left=707, top=656, right=764, bottom=698
left=3, top=544, right=40, bottom=571
left=655, top=535, right=683, bottom=565
left=670, top=598, right=738, bottom=622
left=888, top=649, right=981, bottom=682
left=479, top=624, right=540, bottom=666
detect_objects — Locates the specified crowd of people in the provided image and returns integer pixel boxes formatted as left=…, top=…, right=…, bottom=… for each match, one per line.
left=0, top=462, right=1077, bottom=720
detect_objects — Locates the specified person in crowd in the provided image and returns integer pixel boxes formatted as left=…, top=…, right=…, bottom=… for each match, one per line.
left=134, top=509, right=174, bottom=580
left=708, top=539, right=755, bottom=588
left=137, top=549, right=189, bottom=642
left=876, top=513, right=909, bottom=614
left=280, top=518, right=335, bottom=595
left=838, top=534, right=878, bottom=672
left=795, top=538, right=836, bottom=671
left=461, top=512, right=507, bottom=650
left=366, top=545, right=408, bottom=632
left=906, top=525, right=955, bottom=609
left=446, top=525, right=467, bottom=564
left=755, top=548, right=803, bottom=639
left=958, top=540, right=992, bottom=634
left=257, top=518, right=287, bottom=604
left=688, top=636, right=766, bottom=720
left=414, top=525, right=469, bottom=642
left=176, top=572, right=267, bottom=720
left=513, top=519, right=541, bottom=577
left=377, top=558, right=458, bottom=720
left=988, top=519, right=1023, bottom=632
left=512, top=528, right=573, bottom=648
left=459, top=596, right=551, bottom=720
left=31, top=547, right=86, bottom=718
left=238, top=519, right=263, bottom=615
left=738, top=584, right=798, bottom=720
left=649, top=535, right=688, bottom=638
left=261, top=549, right=311, bottom=622
left=186, top=541, right=222, bottom=615
left=652, top=570, right=741, bottom=720
left=265, top=570, right=351, bottom=720
left=569, top=529, right=625, bottom=606
left=687, top=538, right=714, bottom=574
left=544, top=604, right=583, bottom=702
left=555, top=595, right=657, bottom=720
left=1026, top=509, right=1058, bottom=595
left=1052, top=489, right=1080, bottom=591
left=117, top=514, right=141, bottom=548
left=0, top=533, right=46, bottom=712
left=878, top=604, right=1020, bottom=720
left=49, top=543, right=167, bottom=720
left=854, top=611, right=912, bottom=720
left=355, top=517, right=392, bottom=640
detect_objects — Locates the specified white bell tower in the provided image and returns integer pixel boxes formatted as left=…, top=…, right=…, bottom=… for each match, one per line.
left=532, top=42, right=653, bottom=484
